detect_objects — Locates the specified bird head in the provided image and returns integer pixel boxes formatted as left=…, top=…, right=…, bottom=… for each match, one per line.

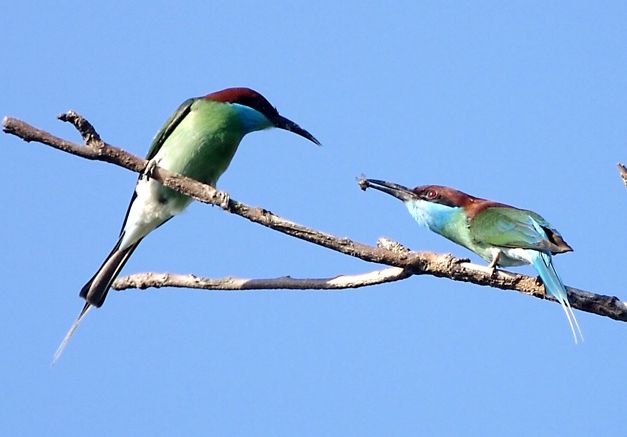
left=359, top=178, right=476, bottom=229
left=360, top=178, right=475, bottom=206
left=204, top=87, right=320, bottom=145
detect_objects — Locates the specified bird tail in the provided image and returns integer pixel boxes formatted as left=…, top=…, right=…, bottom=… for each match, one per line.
left=52, top=238, right=141, bottom=364
left=79, top=238, right=141, bottom=308
left=531, top=252, right=583, bottom=343
left=52, top=302, right=92, bottom=365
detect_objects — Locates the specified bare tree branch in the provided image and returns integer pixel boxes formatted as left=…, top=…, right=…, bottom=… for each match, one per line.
left=113, top=266, right=412, bottom=291
left=618, top=163, right=627, bottom=188
left=4, top=113, right=627, bottom=323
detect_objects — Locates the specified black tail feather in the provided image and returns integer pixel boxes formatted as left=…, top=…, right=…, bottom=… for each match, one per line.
left=79, top=238, right=141, bottom=308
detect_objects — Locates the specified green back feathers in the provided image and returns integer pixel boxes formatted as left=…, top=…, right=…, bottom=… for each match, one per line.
left=469, top=207, right=572, bottom=254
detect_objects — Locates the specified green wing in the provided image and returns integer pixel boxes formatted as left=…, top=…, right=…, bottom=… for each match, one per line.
left=469, top=206, right=565, bottom=253
left=145, top=98, right=195, bottom=160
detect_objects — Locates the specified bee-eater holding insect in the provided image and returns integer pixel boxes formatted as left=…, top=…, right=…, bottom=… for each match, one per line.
left=54, top=88, right=320, bottom=361
left=359, top=178, right=582, bottom=343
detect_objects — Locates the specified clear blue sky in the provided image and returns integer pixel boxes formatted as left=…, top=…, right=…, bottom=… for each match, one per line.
left=3, top=1, right=627, bottom=436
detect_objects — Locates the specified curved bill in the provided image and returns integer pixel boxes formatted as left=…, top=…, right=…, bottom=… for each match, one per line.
left=362, top=179, right=416, bottom=202
left=273, top=115, right=321, bottom=145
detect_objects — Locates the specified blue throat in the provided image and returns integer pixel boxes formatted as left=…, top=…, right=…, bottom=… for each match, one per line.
left=233, top=103, right=273, bottom=133
left=404, top=199, right=460, bottom=233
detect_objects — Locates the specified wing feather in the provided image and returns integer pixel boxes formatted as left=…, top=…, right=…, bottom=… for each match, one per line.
left=145, top=98, right=195, bottom=160
left=470, top=207, right=571, bottom=254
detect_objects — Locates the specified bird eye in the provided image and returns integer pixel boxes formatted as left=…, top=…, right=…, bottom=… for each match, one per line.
left=426, top=190, right=438, bottom=200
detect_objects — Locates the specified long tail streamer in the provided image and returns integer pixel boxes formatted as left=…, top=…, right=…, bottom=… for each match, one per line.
left=52, top=303, right=92, bottom=365
left=532, top=252, right=583, bottom=343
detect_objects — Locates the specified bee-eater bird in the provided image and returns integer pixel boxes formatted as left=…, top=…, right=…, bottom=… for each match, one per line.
left=54, top=87, right=320, bottom=362
left=360, top=178, right=583, bottom=343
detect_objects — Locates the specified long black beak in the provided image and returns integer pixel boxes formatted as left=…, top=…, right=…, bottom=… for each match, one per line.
left=273, top=114, right=321, bottom=145
left=359, top=178, right=416, bottom=202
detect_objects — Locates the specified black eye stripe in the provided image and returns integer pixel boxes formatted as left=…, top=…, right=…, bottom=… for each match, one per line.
left=232, top=96, right=279, bottom=119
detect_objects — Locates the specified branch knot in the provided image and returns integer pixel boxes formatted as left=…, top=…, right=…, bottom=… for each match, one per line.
left=58, top=110, right=103, bottom=149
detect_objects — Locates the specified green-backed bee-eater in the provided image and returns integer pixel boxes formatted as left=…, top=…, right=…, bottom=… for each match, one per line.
left=54, top=88, right=320, bottom=361
left=361, top=178, right=582, bottom=343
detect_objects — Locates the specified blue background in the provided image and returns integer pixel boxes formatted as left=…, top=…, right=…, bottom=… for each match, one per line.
left=3, top=1, right=626, bottom=435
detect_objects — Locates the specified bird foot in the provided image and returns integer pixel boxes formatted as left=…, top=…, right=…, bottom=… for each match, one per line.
left=489, top=267, right=499, bottom=279
left=216, top=191, right=230, bottom=210
left=142, top=159, right=160, bottom=181
left=487, top=252, right=501, bottom=278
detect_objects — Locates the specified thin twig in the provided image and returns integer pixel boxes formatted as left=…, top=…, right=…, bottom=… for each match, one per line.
left=3, top=114, right=627, bottom=322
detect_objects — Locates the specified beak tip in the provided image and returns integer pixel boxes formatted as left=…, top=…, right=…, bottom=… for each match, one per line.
left=274, top=114, right=320, bottom=146
left=309, top=135, right=322, bottom=146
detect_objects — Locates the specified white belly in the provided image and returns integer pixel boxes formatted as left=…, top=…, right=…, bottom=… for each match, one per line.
left=493, top=247, right=535, bottom=267
left=118, top=176, right=191, bottom=250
